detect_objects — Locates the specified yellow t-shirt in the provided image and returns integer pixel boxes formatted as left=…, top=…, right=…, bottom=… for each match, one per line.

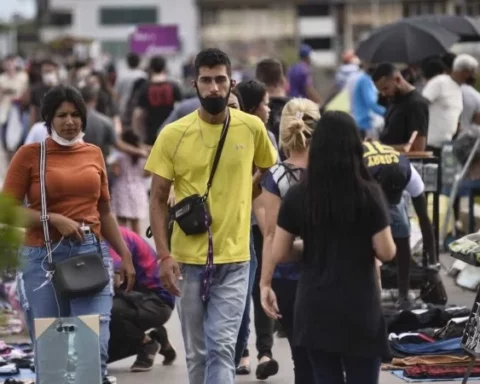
left=145, top=108, right=277, bottom=264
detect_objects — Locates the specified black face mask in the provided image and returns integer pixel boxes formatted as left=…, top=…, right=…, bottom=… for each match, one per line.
left=196, top=86, right=230, bottom=116
left=466, top=75, right=477, bottom=86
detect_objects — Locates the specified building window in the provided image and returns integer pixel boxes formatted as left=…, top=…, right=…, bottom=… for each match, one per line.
left=201, top=9, right=218, bottom=26
left=302, top=37, right=332, bottom=51
left=101, top=40, right=129, bottom=58
left=100, top=7, right=158, bottom=26
left=48, top=11, right=73, bottom=27
left=297, top=4, right=330, bottom=17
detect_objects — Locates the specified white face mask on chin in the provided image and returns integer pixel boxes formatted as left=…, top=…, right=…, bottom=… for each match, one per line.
left=50, top=130, right=85, bottom=146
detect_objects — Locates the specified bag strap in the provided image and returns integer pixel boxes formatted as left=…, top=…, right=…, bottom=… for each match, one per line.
left=39, top=141, right=53, bottom=264
left=203, top=111, right=231, bottom=200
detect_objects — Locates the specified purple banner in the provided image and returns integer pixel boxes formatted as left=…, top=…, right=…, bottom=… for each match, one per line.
left=129, top=25, right=180, bottom=55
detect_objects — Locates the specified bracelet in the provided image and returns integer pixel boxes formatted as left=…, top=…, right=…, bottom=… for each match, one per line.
left=157, top=255, right=172, bottom=265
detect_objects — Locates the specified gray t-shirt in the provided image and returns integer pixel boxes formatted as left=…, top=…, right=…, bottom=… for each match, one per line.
left=461, top=84, right=480, bottom=136
left=252, top=131, right=279, bottom=226
left=83, top=108, right=116, bottom=159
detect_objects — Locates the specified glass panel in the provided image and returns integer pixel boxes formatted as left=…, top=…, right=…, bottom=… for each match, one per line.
left=35, top=315, right=101, bottom=384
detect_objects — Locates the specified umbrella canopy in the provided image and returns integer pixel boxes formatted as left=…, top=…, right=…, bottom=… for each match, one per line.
left=356, top=19, right=459, bottom=64
left=409, top=15, right=480, bottom=42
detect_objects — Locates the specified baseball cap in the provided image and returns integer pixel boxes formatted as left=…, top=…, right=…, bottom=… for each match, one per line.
left=299, top=44, right=312, bottom=59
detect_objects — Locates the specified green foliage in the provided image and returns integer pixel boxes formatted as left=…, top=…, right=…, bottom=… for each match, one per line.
left=0, top=194, right=23, bottom=269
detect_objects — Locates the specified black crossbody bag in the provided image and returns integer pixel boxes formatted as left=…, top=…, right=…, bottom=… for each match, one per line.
left=171, top=112, right=231, bottom=236
left=39, top=140, right=109, bottom=298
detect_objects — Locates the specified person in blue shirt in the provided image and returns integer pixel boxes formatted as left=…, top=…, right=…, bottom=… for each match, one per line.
left=352, top=67, right=386, bottom=138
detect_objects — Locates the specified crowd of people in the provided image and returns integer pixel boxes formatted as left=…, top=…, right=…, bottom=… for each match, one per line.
left=0, top=42, right=478, bottom=384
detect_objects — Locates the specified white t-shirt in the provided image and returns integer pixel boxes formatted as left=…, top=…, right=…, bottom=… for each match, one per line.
left=422, top=74, right=463, bottom=148
left=24, top=122, right=48, bottom=145
left=0, top=72, right=29, bottom=125
left=460, top=84, right=480, bottom=136
left=406, top=165, right=424, bottom=198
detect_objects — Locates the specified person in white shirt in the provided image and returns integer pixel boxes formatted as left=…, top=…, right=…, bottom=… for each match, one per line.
left=0, top=55, right=29, bottom=126
left=422, top=54, right=478, bottom=152
left=24, top=122, right=48, bottom=145
left=114, top=53, right=146, bottom=123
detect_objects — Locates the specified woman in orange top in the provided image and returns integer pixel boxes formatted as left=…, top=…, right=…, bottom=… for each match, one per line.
left=2, top=85, right=135, bottom=384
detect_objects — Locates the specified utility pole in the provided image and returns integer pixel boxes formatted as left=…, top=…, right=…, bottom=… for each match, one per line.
left=371, top=0, right=380, bottom=28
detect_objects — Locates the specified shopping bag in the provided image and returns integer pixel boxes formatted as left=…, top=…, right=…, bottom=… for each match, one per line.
left=34, top=315, right=102, bottom=384
left=5, top=103, right=24, bottom=152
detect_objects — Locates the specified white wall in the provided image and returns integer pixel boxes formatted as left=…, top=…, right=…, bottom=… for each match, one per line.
left=41, top=0, right=200, bottom=78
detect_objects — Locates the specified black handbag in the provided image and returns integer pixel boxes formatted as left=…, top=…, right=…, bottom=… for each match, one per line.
left=39, top=140, right=109, bottom=298
left=170, top=112, right=231, bottom=236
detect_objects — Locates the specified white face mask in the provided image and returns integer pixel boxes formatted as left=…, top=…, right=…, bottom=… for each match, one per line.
left=50, top=130, right=85, bottom=146
left=43, top=72, right=58, bottom=86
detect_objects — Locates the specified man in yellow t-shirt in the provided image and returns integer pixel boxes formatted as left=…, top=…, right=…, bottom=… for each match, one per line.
left=145, top=48, right=276, bottom=384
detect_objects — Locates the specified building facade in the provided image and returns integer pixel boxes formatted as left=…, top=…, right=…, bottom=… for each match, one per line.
left=40, top=0, right=200, bottom=78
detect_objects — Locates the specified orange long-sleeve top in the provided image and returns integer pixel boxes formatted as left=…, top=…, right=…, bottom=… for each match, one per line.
left=2, top=138, right=110, bottom=246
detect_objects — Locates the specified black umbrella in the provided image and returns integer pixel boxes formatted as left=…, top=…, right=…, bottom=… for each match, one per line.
left=409, top=15, right=480, bottom=42
left=356, top=19, right=459, bottom=64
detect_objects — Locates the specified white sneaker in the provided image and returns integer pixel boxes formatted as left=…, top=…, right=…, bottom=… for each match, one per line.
left=104, top=375, right=117, bottom=384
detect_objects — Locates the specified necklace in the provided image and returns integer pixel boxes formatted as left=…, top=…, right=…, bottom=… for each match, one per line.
left=198, top=118, right=219, bottom=149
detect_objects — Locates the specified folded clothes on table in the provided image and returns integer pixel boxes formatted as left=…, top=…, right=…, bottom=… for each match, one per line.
left=389, top=332, right=437, bottom=345
left=390, top=337, right=463, bottom=356
left=405, top=364, right=480, bottom=379
left=385, top=306, right=470, bottom=334
left=383, top=354, right=480, bottom=370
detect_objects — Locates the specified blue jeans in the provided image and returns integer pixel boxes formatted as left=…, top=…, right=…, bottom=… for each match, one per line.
left=235, top=230, right=257, bottom=365
left=16, top=234, right=114, bottom=380
left=389, top=197, right=410, bottom=239
left=177, top=261, right=249, bottom=384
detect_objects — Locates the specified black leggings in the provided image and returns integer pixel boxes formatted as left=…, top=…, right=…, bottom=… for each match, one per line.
left=394, top=237, right=412, bottom=299
left=252, top=225, right=275, bottom=360
left=306, top=348, right=381, bottom=384
left=272, top=278, right=314, bottom=384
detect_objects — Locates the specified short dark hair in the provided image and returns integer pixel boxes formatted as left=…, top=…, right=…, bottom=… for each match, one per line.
left=236, top=80, right=267, bottom=114
left=149, top=56, right=166, bottom=74
left=230, top=87, right=245, bottom=111
left=80, top=86, right=98, bottom=104
left=442, top=52, right=457, bottom=71
left=256, top=58, right=284, bottom=87
left=372, top=62, right=398, bottom=82
left=126, top=52, right=140, bottom=69
left=41, top=59, right=57, bottom=69
left=422, top=59, right=445, bottom=80
left=41, top=85, right=87, bottom=134
left=194, top=48, right=231, bottom=78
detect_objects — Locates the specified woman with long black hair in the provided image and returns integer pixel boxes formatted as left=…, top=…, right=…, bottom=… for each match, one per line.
left=261, top=111, right=396, bottom=384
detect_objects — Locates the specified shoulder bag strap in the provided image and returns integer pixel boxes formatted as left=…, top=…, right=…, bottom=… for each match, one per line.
left=203, top=111, right=231, bottom=200
left=39, top=141, right=53, bottom=264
